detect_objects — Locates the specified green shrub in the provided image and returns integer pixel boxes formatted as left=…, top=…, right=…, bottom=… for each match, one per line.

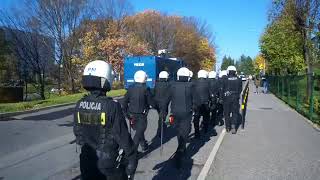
left=314, top=97, right=320, bottom=114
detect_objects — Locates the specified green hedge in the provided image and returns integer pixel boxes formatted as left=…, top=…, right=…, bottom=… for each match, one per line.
left=268, top=75, right=320, bottom=125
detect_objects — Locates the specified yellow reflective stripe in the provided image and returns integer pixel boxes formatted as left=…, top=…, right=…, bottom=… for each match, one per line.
left=101, top=112, right=106, bottom=126
left=241, top=104, right=245, bottom=110
left=77, top=112, right=81, bottom=124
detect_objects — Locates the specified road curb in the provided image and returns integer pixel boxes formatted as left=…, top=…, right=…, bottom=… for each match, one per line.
left=197, top=128, right=226, bottom=180
left=0, top=96, right=123, bottom=120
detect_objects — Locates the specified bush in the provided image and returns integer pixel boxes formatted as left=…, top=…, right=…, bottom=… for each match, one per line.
left=314, top=97, right=320, bottom=114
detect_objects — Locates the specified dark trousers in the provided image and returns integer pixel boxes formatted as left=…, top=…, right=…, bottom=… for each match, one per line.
left=80, top=144, right=106, bottom=180
left=216, top=103, right=224, bottom=126
left=193, top=104, right=210, bottom=133
left=210, top=105, right=217, bottom=126
left=156, top=107, right=168, bottom=135
left=131, top=113, right=148, bottom=149
left=223, top=98, right=239, bottom=130
left=173, top=112, right=192, bottom=152
left=100, top=166, right=128, bottom=180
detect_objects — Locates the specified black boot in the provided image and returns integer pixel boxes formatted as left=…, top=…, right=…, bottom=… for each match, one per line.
left=212, top=128, right=218, bottom=136
left=141, top=141, right=149, bottom=152
left=231, top=125, right=236, bottom=134
left=194, top=122, right=200, bottom=139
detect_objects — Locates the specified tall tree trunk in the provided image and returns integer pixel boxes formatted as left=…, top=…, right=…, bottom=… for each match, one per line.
left=58, top=58, right=62, bottom=95
left=39, top=72, right=45, bottom=100
left=303, top=27, right=313, bottom=99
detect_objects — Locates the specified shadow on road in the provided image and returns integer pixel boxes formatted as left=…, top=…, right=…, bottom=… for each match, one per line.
left=19, top=108, right=74, bottom=121
left=151, top=127, right=216, bottom=180
left=138, top=125, right=176, bottom=159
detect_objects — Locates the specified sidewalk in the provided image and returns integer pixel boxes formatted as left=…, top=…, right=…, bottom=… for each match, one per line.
left=206, top=84, right=320, bottom=180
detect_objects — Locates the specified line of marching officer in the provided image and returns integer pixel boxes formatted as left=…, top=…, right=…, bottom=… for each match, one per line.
left=72, top=60, right=242, bottom=180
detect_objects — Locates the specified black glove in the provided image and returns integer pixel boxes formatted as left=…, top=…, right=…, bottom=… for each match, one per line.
left=126, top=158, right=138, bottom=177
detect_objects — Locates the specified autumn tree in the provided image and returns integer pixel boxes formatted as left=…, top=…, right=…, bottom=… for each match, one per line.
left=124, top=10, right=216, bottom=73
left=254, top=54, right=267, bottom=74
left=77, top=19, right=151, bottom=77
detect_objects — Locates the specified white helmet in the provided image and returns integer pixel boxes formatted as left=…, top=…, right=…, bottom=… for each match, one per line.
left=189, top=70, right=193, bottom=78
left=134, top=70, right=147, bottom=83
left=227, top=65, right=237, bottom=74
left=197, top=70, right=208, bottom=78
left=83, top=60, right=114, bottom=91
left=159, top=71, right=169, bottom=79
left=177, top=67, right=190, bottom=80
left=208, top=71, right=217, bottom=79
left=219, top=70, right=227, bottom=78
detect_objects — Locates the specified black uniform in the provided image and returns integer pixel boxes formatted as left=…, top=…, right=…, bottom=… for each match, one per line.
left=216, top=76, right=226, bottom=128
left=153, top=79, right=170, bottom=136
left=222, top=73, right=242, bottom=132
left=122, top=83, right=154, bottom=151
left=193, top=78, right=211, bottom=137
left=168, top=77, right=194, bottom=159
left=74, top=92, right=137, bottom=180
left=208, top=78, right=221, bottom=126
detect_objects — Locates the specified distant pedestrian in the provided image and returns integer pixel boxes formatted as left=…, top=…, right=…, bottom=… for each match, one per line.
left=262, top=76, right=268, bottom=94
left=254, top=76, right=260, bottom=94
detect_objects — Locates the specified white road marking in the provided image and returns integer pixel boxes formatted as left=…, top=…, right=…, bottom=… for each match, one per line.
left=197, top=128, right=226, bottom=180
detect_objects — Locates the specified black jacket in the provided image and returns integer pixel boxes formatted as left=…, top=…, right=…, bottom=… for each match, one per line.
left=168, top=80, right=194, bottom=114
left=123, top=83, right=154, bottom=114
left=193, top=78, right=210, bottom=106
left=222, top=75, right=242, bottom=100
left=74, top=93, right=136, bottom=168
left=153, top=80, right=170, bottom=111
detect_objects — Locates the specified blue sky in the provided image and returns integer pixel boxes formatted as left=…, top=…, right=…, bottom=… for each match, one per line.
left=0, top=0, right=271, bottom=68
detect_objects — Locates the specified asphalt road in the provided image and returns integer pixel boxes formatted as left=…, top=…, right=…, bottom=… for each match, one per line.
left=1, top=82, right=319, bottom=180
left=0, top=99, right=223, bottom=180
left=206, top=83, right=320, bottom=180
left=0, top=105, right=78, bottom=180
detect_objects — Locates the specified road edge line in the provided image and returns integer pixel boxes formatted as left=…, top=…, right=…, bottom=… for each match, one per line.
left=197, top=128, right=226, bottom=180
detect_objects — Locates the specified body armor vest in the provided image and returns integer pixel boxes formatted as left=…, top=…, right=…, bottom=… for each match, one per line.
left=74, top=95, right=115, bottom=152
left=170, top=81, right=193, bottom=113
left=127, top=83, right=149, bottom=113
left=194, top=78, right=210, bottom=105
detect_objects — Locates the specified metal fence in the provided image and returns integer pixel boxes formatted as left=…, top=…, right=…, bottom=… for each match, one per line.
left=267, top=74, right=320, bottom=125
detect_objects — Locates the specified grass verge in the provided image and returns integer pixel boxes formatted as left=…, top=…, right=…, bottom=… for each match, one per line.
left=0, top=89, right=126, bottom=113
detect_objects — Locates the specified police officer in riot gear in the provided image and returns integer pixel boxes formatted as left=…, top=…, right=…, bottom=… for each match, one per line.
left=208, top=71, right=222, bottom=126
left=122, top=70, right=154, bottom=152
left=74, top=60, right=137, bottom=180
left=193, top=70, right=216, bottom=138
left=222, top=66, right=242, bottom=134
left=167, top=67, right=194, bottom=167
left=154, top=71, right=171, bottom=138
left=216, top=70, right=227, bottom=129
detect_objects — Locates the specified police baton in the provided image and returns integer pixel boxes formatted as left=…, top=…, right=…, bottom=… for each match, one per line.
left=160, top=113, right=164, bottom=156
